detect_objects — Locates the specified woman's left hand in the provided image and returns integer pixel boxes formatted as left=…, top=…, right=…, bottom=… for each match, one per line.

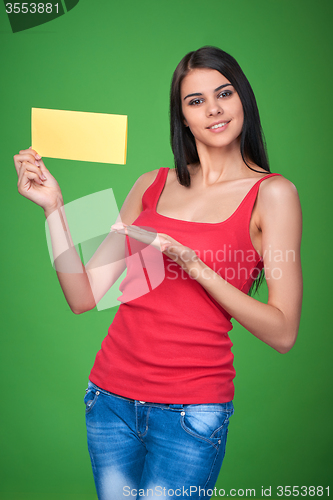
left=112, top=175, right=303, bottom=355
left=111, top=223, right=201, bottom=277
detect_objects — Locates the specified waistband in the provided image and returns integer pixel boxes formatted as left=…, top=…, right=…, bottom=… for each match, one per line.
left=87, top=380, right=234, bottom=411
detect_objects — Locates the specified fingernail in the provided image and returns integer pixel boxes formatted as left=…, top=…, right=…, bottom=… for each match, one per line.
left=35, top=154, right=41, bottom=160
left=35, top=161, right=40, bottom=166
left=41, top=175, right=47, bottom=181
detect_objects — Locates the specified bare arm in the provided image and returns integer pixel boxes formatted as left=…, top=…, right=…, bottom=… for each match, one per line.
left=117, top=176, right=302, bottom=353
left=182, top=176, right=303, bottom=353
left=14, top=147, right=158, bottom=314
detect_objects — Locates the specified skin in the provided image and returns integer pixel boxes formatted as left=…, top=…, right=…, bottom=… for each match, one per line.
left=14, top=68, right=302, bottom=354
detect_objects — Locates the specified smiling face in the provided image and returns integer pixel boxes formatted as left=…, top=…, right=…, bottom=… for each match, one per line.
left=181, top=68, right=244, bottom=153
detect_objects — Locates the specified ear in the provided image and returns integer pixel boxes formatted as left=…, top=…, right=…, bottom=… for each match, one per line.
left=183, top=118, right=189, bottom=127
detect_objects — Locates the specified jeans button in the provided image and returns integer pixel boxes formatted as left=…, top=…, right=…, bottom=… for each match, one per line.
left=181, top=411, right=185, bottom=416
left=96, top=391, right=100, bottom=395
left=139, top=401, right=145, bottom=404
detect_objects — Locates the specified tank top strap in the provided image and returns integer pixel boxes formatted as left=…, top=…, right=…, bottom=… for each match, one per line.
left=142, top=167, right=169, bottom=211
left=235, top=172, right=282, bottom=223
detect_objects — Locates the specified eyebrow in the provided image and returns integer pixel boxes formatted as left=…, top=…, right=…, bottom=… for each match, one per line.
left=183, top=83, right=233, bottom=101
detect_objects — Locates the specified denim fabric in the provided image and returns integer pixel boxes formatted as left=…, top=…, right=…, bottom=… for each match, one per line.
left=84, top=380, right=234, bottom=500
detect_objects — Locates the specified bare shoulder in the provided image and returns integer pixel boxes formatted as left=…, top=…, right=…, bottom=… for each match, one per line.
left=119, top=168, right=161, bottom=224
left=258, top=174, right=301, bottom=208
left=257, top=175, right=302, bottom=230
left=132, top=168, right=160, bottom=193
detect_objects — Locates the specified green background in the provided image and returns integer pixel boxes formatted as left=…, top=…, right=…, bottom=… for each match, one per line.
left=1, top=0, right=332, bottom=498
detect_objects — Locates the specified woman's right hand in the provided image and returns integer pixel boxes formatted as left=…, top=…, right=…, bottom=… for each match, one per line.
left=14, top=147, right=63, bottom=215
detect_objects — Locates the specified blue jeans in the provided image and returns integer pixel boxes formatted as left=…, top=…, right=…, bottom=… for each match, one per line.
left=84, top=381, right=234, bottom=500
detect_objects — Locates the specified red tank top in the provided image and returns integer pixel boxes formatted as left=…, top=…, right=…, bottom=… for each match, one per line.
left=89, top=168, right=281, bottom=403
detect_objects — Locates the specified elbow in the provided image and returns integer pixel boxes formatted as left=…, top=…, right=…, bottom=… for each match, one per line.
left=70, top=305, right=85, bottom=314
left=276, top=344, right=293, bottom=354
left=69, top=301, right=96, bottom=315
left=71, top=307, right=85, bottom=315
left=71, top=307, right=93, bottom=315
left=275, top=331, right=298, bottom=354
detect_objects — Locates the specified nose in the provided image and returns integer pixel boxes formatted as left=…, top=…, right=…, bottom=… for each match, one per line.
left=206, top=98, right=223, bottom=117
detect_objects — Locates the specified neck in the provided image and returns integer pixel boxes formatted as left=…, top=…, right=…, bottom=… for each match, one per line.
left=191, top=139, right=249, bottom=187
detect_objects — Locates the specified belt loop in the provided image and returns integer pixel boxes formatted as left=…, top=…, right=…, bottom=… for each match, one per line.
left=168, top=404, right=184, bottom=409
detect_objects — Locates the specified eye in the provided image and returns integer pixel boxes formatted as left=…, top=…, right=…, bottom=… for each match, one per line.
left=218, top=90, right=233, bottom=98
left=189, top=98, right=204, bottom=106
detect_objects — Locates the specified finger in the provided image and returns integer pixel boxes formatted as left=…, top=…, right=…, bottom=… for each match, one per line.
left=162, top=244, right=180, bottom=258
left=19, top=148, right=40, bottom=157
left=126, top=226, right=157, bottom=245
left=15, top=153, right=39, bottom=164
left=127, top=225, right=157, bottom=237
left=160, top=242, right=173, bottom=252
left=113, top=224, right=155, bottom=240
left=14, top=153, right=37, bottom=175
left=111, top=223, right=128, bottom=235
left=112, top=224, right=165, bottom=250
left=111, top=222, right=127, bottom=229
left=19, top=161, right=45, bottom=182
left=155, top=234, right=171, bottom=247
left=14, top=152, right=42, bottom=173
left=15, top=154, right=47, bottom=180
left=18, top=169, right=44, bottom=192
left=34, top=158, right=48, bottom=180
left=15, top=148, right=42, bottom=170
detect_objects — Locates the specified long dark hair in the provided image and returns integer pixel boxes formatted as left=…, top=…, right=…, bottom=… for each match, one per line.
left=170, top=46, right=269, bottom=294
left=170, top=46, right=270, bottom=187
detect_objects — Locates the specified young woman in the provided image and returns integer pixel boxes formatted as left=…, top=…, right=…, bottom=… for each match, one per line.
left=14, top=46, right=302, bottom=500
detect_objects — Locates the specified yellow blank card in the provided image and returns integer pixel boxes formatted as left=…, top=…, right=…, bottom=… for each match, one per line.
left=32, top=108, right=127, bottom=164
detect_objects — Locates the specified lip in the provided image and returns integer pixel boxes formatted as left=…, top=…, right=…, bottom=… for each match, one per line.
left=207, top=120, right=230, bottom=132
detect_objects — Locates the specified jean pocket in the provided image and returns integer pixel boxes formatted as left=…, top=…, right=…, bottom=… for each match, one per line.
left=84, top=387, right=100, bottom=414
left=180, top=405, right=233, bottom=448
